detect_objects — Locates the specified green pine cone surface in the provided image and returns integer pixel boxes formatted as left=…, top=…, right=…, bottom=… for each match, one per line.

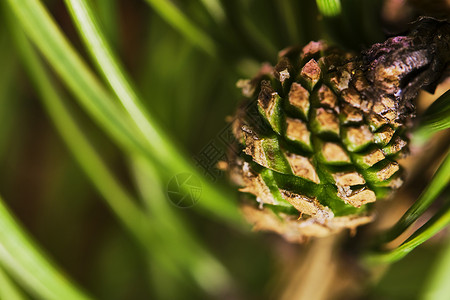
left=228, top=41, right=409, bottom=242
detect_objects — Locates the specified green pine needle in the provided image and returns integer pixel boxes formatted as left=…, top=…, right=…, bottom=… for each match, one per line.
left=316, top=0, right=342, bottom=17
left=364, top=200, right=450, bottom=265
left=0, top=195, right=93, bottom=300
left=414, top=90, right=450, bottom=144
left=143, top=0, right=217, bottom=56
left=7, top=0, right=241, bottom=225
left=0, top=266, right=27, bottom=300
left=422, top=235, right=450, bottom=300
left=375, top=151, right=450, bottom=245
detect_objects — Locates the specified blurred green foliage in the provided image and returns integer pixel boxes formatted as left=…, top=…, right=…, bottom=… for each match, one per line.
left=0, top=0, right=448, bottom=299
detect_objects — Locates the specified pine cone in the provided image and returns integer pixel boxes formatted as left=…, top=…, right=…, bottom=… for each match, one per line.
left=227, top=18, right=450, bottom=242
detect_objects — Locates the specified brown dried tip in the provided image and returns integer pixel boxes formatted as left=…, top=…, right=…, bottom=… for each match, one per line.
left=241, top=202, right=373, bottom=243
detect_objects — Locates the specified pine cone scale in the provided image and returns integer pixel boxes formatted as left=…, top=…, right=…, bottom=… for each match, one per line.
left=227, top=19, right=450, bottom=241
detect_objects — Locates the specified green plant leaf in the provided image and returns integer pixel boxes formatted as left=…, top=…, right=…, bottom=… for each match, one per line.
left=143, top=0, right=217, bottom=56
left=11, top=13, right=235, bottom=296
left=6, top=0, right=147, bottom=160
left=63, top=0, right=241, bottom=224
left=375, top=151, right=450, bottom=245
left=219, top=0, right=278, bottom=61
left=0, top=266, right=27, bottom=300
left=63, top=0, right=182, bottom=166
left=131, top=156, right=233, bottom=297
left=422, top=235, right=450, bottom=300
left=0, top=30, right=18, bottom=161
left=6, top=0, right=241, bottom=225
left=0, top=195, right=93, bottom=300
left=11, top=18, right=150, bottom=245
left=95, top=0, right=118, bottom=48
left=316, top=0, right=342, bottom=17
left=199, top=0, right=225, bottom=23
left=275, top=0, right=301, bottom=45
left=414, top=90, right=450, bottom=144
left=364, top=200, right=450, bottom=265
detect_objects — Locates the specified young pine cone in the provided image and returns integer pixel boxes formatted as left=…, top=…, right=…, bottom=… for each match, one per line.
left=227, top=18, right=450, bottom=243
